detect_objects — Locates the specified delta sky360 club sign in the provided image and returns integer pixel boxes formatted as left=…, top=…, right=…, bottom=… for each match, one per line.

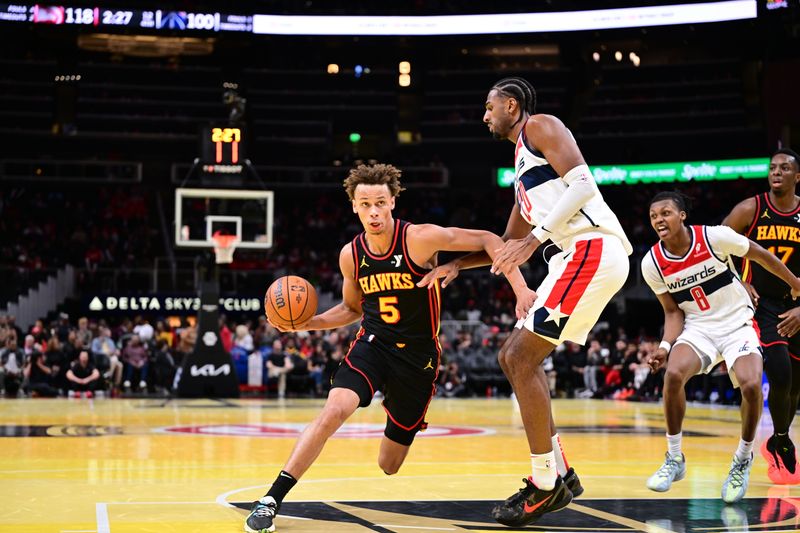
left=84, top=294, right=262, bottom=314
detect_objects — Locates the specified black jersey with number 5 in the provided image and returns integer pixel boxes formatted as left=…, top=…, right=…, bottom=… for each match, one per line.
left=743, top=193, right=800, bottom=299
left=351, top=219, right=441, bottom=345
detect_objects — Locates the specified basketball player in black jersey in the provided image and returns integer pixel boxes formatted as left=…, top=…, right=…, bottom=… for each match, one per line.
left=245, top=163, right=535, bottom=533
left=724, top=148, right=800, bottom=484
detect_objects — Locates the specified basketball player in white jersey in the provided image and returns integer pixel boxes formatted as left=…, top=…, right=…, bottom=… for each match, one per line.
left=642, top=191, right=800, bottom=502
left=420, top=77, right=632, bottom=527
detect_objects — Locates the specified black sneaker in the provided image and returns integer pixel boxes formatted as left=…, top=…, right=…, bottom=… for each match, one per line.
left=771, top=435, right=798, bottom=472
left=492, top=475, right=573, bottom=527
left=563, top=467, right=584, bottom=497
left=763, top=434, right=800, bottom=484
left=244, top=496, right=278, bottom=533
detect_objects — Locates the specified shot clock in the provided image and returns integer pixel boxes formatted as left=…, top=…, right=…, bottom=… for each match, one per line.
left=201, top=126, right=246, bottom=174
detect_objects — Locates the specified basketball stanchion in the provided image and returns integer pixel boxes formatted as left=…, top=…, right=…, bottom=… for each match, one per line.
left=175, top=232, right=242, bottom=398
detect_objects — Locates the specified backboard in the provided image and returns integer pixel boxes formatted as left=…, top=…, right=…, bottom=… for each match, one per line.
left=174, top=188, right=273, bottom=249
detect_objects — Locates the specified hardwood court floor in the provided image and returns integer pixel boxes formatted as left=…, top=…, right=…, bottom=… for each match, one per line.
left=2, top=396, right=799, bottom=532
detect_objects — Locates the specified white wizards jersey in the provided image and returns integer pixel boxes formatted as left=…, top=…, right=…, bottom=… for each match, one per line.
left=514, top=129, right=632, bottom=255
left=642, top=225, right=754, bottom=334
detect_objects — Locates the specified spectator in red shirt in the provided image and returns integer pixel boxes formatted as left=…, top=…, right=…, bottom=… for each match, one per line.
left=219, top=316, right=233, bottom=353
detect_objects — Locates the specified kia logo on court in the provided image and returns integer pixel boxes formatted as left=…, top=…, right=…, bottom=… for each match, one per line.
left=189, top=364, right=230, bottom=377
left=158, top=423, right=494, bottom=438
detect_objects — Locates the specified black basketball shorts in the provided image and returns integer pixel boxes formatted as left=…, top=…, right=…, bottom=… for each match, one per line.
left=331, top=333, right=439, bottom=446
left=754, top=296, right=800, bottom=358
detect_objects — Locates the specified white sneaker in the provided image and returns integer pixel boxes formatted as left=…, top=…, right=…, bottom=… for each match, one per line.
left=139, top=380, right=147, bottom=390
left=647, top=452, right=686, bottom=492
left=123, top=380, right=131, bottom=389
left=721, top=452, right=753, bottom=503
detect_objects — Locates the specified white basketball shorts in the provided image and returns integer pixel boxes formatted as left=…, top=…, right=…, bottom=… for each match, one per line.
left=516, top=235, right=629, bottom=345
left=675, top=323, right=761, bottom=388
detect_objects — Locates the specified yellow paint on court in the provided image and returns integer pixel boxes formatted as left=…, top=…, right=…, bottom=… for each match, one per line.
left=0, top=397, right=797, bottom=532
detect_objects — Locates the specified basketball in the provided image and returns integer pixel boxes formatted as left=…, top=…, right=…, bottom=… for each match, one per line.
left=265, top=275, right=317, bottom=329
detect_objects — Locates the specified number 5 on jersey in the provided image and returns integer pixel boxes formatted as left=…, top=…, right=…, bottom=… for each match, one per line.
left=379, top=296, right=401, bottom=323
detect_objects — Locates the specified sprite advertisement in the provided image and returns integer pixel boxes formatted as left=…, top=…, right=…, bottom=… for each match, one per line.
left=496, top=157, right=770, bottom=187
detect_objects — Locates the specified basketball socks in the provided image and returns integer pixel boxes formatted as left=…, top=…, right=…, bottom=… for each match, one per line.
left=551, top=433, right=569, bottom=477
left=265, top=470, right=298, bottom=505
left=667, top=432, right=682, bottom=458
left=734, top=438, right=754, bottom=463
left=531, top=451, right=558, bottom=491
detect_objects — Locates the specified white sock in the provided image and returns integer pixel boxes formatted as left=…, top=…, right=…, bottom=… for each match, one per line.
left=551, top=433, right=569, bottom=477
left=735, top=438, right=754, bottom=462
left=667, top=432, right=682, bottom=458
left=531, top=451, right=558, bottom=491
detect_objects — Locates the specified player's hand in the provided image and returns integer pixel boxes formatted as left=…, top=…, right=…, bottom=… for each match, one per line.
left=514, top=287, right=538, bottom=320
left=778, top=307, right=800, bottom=337
left=743, top=282, right=760, bottom=307
left=490, top=235, right=539, bottom=277
left=647, top=348, right=668, bottom=373
left=267, top=317, right=313, bottom=333
left=417, top=262, right=460, bottom=289
left=791, top=277, right=800, bottom=300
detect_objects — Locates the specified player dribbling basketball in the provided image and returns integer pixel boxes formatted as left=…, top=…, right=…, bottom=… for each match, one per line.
left=245, top=163, right=536, bottom=533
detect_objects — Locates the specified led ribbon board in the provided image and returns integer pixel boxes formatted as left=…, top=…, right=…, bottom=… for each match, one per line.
left=0, top=2, right=756, bottom=34
left=496, top=158, right=771, bottom=187
left=252, top=1, right=756, bottom=35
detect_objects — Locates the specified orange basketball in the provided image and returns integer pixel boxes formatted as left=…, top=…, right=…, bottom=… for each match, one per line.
left=265, top=275, right=317, bottom=329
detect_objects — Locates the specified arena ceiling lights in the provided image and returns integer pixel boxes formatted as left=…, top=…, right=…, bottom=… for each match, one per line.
left=252, top=0, right=756, bottom=36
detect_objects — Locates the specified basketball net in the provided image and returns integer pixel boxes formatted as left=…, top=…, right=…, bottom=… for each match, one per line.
left=211, top=234, right=239, bottom=264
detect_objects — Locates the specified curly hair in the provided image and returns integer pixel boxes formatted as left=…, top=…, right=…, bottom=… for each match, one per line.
left=343, top=163, right=406, bottom=201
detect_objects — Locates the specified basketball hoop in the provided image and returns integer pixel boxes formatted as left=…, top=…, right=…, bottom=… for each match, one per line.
left=211, top=234, right=239, bottom=264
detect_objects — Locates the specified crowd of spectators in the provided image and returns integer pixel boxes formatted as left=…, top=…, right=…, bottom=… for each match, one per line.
left=0, top=172, right=768, bottom=407
left=0, top=172, right=764, bottom=310
left=0, top=186, right=156, bottom=306
left=0, top=313, right=187, bottom=398
left=0, top=310, right=743, bottom=407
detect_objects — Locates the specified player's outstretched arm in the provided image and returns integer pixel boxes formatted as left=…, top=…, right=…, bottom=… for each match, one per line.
left=744, top=239, right=800, bottom=299
left=649, top=292, right=685, bottom=373
left=410, top=224, right=536, bottom=318
left=288, top=245, right=363, bottom=332
left=492, top=116, right=595, bottom=276
left=417, top=203, right=532, bottom=288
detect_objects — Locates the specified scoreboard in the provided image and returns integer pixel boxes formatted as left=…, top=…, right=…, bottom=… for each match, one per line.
left=0, top=3, right=252, bottom=32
